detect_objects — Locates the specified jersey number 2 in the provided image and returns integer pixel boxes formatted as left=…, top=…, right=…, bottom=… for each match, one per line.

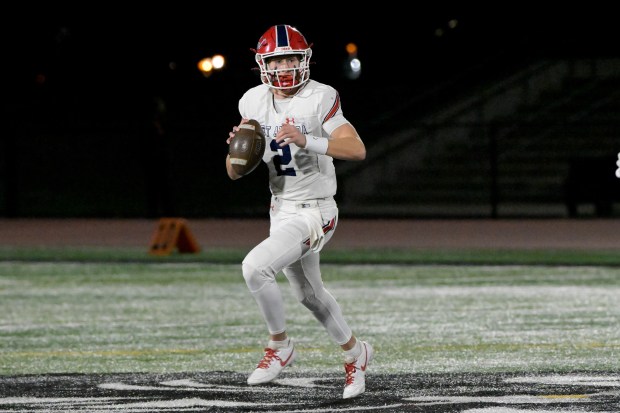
left=270, top=140, right=296, bottom=176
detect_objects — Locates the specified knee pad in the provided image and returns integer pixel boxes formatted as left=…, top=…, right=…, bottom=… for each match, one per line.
left=299, top=294, right=321, bottom=312
left=242, top=260, right=275, bottom=293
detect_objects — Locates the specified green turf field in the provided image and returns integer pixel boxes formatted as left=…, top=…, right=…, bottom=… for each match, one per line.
left=2, top=247, right=619, bottom=377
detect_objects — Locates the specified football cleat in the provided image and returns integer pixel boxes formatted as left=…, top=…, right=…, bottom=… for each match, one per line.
left=342, top=341, right=374, bottom=399
left=247, top=341, right=297, bottom=385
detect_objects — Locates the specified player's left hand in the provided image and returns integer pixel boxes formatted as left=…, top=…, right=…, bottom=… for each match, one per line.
left=274, top=123, right=305, bottom=147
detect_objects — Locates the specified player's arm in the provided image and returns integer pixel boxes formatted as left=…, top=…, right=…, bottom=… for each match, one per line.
left=274, top=85, right=365, bottom=161
left=275, top=122, right=365, bottom=161
left=324, top=123, right=366, bottom=161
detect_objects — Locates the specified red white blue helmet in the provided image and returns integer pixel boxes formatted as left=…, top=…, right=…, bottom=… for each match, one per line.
left=254, top=25, right=312, bottom=90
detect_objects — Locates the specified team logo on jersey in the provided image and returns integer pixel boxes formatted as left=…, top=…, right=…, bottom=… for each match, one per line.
left=272, top=122, right=308, bottom=137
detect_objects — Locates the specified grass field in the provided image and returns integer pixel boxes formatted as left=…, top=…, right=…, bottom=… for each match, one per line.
left=2, top=247, right=620, bottom=377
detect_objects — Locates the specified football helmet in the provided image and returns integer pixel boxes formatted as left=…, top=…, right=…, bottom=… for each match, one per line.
left=254, top=25, right=312, bottom=90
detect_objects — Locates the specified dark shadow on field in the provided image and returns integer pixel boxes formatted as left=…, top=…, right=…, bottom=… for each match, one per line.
left=0, top=371, right=617, bottom=412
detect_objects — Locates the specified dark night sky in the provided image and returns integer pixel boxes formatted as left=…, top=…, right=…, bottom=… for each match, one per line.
left=10, top=7, right=616, bottom=81
left=5, top=6, right=618, bottom=129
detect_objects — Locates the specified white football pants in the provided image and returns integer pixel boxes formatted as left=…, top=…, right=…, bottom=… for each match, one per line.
left=241, top=195, right=353, bottom=346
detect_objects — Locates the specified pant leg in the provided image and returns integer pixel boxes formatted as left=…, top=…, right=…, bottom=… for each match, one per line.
left=280, top=199, right=352, bottom=346
left=242, top=215, right=310, bottom=335
left=282, top=252, right=353, bottom=346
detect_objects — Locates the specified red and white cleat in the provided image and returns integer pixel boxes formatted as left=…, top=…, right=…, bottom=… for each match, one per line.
left=343, top=341, right=374, bottom=399
left=247, top=342, right=297, bottom=385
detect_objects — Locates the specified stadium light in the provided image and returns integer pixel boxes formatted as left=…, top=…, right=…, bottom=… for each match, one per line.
left=198, top=54, right=226, bottom=77
left=344, top=42, right=361, bottom=80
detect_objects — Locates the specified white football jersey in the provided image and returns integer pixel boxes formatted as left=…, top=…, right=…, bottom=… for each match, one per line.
left=238, top=80, right=350, bottom=200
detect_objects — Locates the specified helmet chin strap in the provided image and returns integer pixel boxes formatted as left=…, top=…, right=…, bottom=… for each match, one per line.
left=276, top=79, right=308, bottom=98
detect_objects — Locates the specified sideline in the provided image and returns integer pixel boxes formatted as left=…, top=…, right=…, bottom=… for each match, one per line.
left=1, top=218, right=619, bottom=250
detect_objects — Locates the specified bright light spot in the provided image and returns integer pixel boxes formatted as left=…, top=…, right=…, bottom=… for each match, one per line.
left=346, top=42, right=358, bottom=55
left=345, top=57, right=361, bottom=80
left=198, top=55, right=225, bottom=77
left=212, top=54, right=225, bottom=70
left=448, top=19, right=458, bottom=29
left=198, top=58, right=213, bottom=73
left=349, top=58, right=361, bottom=73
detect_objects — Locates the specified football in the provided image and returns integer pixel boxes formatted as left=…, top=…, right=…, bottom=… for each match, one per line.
left=229, top=119, right=266, bottom=176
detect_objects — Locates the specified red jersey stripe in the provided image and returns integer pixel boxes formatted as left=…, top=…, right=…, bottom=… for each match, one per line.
left=322, top=93, right=340, bottom=124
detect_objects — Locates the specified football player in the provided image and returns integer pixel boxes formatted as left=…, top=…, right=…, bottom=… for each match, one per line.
left=225, top=24, right=373, bottom=399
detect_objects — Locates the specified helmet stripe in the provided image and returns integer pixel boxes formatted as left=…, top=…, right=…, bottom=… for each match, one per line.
left=276, top=25, right=289, bottom=48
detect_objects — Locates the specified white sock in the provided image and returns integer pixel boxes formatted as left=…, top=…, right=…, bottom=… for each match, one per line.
left=344, top=339, right=362, bottom=362
left=268, top=338, right=291, bottom=350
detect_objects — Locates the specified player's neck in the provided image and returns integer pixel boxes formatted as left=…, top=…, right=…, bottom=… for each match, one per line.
left=272, top=89, right=297, bottom=99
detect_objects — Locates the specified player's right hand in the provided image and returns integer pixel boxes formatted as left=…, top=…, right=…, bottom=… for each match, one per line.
left=616, top=152, right=620, bottom=178
left=227, top=119, right=249, bottom=145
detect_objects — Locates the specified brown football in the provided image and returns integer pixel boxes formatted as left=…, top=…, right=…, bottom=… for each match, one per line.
left=229, top=119, right=266, bottom=176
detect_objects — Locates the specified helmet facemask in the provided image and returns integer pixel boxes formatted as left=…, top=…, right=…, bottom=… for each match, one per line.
left=256, top=51, right=312, bottom=90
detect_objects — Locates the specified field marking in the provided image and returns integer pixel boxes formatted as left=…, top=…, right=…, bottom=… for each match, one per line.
left=541, top=394, right=588, bottom=399
left=505, top=375, right=620, bottom=386
left=403, top=394, right=590, bottom=405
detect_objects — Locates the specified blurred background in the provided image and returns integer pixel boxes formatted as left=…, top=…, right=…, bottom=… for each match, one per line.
left=3, top=6, right=619, bottom=219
